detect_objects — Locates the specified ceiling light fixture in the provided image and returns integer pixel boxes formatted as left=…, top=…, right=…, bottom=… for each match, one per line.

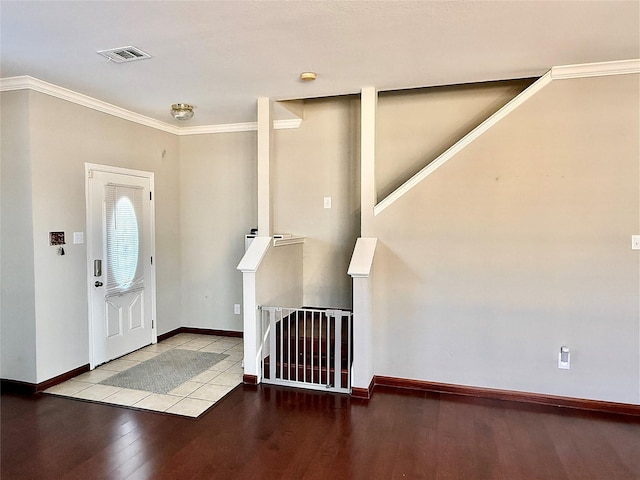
left=170, top=103, right=194, bottom=121
left=299, top=72, right=317, bottom=82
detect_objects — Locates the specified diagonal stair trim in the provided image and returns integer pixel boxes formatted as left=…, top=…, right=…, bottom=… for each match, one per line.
left=374, top=59, right=640, bottom=216
left=373, top=72, right=552, bottom=216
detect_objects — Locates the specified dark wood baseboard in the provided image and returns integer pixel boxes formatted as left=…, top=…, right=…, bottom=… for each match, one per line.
left=36, top=364, right=91, bottom=392
left=373, top=376, right=640, bottom=416
left=181, top=327, right=243, bottom=338
left=1, top=363, right=90, bottom=395
left=157, top=328, right=181, bottom=342
left=243, top=374, right=258, bottom=385
left=1, top=379, right=38, bottom=395
left=351, top=377, right=375, bottom=400
left=157, top=327, right=243, bottom=342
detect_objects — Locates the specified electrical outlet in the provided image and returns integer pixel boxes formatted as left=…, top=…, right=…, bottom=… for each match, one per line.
left=234, top=304, right=241, bottom=315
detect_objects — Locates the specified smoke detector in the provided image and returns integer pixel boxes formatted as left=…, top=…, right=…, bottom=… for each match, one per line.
left=97, top=46, right=151, bottom=63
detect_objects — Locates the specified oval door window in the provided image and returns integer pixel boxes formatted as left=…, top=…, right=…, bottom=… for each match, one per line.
left=110, top=196, right=139, bottom=289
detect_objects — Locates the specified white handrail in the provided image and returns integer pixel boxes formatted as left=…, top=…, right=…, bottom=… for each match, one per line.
left=236, top=236, right=271, bottom=273
left=348, top=238, right=378, bottom=278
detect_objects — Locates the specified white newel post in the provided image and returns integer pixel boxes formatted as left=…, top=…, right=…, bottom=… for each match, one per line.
left=237, top=237, right=272, bottom=384
left=241, top=271, right=259, bottom=382
left=348, top=237, right=377, bottom=396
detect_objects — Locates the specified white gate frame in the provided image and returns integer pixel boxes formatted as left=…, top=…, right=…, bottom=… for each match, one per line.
left=261, top=306, right=352, bottom=394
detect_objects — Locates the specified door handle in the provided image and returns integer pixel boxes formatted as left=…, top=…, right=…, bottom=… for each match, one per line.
left=94, top=281, right=104, bottom=287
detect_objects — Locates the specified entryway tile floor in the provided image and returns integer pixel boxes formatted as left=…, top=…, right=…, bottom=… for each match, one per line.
left=44, top=333, right=244, bottom=418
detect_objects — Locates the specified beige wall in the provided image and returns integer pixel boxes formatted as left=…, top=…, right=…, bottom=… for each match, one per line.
left=179, top=132, right=257, bottom=331
left=256, top=243, right=304, bottom=309
left=3, top=71, right=638, bottom=406
left=371, top=74, right=640, bottom=404
left=1, top=91, right=181, bottom=382
left=0, top=91, right=37, bottom=382
left=376, top=79, right=533, bottom=201
left=273, top=97, right=360, bottom=309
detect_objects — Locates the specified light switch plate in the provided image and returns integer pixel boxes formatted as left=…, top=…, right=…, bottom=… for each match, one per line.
left=558, top=352, right=570, bottom=369
left=234, top=304, right=241, bottom=315
left=324, top=197, right=332, bottom=209
left=73, top=232, right=84, bottom=244
left=632, top=235, right=640, bottom=250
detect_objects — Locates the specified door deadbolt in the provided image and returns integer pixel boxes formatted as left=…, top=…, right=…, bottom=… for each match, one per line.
left=94, top=259, right=102, bottom=277
left=94, top=281, right=104, bottom=287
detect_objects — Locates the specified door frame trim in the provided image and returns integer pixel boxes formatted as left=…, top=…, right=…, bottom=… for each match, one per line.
left=85, top=163, right=157, bottom=369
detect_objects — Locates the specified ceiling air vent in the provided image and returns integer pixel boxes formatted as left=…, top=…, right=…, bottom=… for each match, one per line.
left=97, top=46, right=151, bottom=63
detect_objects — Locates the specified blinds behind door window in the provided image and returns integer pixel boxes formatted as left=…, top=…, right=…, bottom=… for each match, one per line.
left=105, top=184, right=144, bottom=297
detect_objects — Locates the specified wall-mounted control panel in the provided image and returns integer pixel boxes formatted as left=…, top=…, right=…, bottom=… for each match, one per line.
left=49, top=231, right=65, bottom=246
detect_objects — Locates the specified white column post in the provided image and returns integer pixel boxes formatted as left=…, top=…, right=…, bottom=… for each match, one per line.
left=257, top=97, right=273, bottom=236
left=349, top=87, right=378, bottom=397
left=361, top=87, right=377, bottom=237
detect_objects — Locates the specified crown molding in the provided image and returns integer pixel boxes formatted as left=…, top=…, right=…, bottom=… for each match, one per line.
left=176, top=117, right=302, bottom=136
left=3, top=60, right=635, bottom=137
left=0, top=76, right=181, bottom=134
left=177, top=122, right=259, bottom=135
left=551, top=59, right=640, bottom=80
left=0, top=76, right=302, bottom=135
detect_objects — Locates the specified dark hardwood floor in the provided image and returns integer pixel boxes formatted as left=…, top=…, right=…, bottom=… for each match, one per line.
left=2, top=384, right=639, bottom=479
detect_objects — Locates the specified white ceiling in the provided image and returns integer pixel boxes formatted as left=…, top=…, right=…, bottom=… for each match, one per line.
left=1, top=1, right=638, bottom=127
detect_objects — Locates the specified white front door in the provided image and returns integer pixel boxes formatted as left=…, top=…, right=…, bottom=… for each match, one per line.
left=86, top=164, right=156, bottom=367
